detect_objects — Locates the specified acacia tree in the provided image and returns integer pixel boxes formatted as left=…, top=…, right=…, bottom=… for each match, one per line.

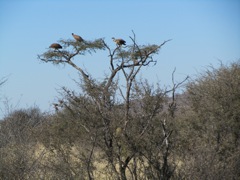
left=38, top=32, right=185, bottom=179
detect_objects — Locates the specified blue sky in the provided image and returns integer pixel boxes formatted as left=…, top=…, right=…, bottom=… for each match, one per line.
left=0, top=0, right=240, bottom=117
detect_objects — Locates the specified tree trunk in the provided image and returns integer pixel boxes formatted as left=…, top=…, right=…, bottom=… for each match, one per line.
left=120, top=166, right=127, bottom=180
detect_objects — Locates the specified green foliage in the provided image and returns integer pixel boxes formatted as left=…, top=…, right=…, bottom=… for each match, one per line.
left=1, top=31, right=239, bottom=179
left=173, top=61, right=240, bottom=179
left=0, top=108, right=45, bottom=179
left=39, top=38, right=105, bottom=66
left=187, top=61, right=240, bottom=147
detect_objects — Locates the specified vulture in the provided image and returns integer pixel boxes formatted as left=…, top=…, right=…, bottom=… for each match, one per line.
left=112, top=37, right=126, bottom=46
left=72, top=33, right=84, bottom=42
left=49, top=43, right=62, bottom=50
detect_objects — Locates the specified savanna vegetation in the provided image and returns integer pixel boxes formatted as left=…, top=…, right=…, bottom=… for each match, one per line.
left=0, top=33, right=239, bottom=179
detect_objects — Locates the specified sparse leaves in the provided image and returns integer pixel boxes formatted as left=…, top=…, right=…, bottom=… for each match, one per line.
left=4, top=33, right=239, bottom=179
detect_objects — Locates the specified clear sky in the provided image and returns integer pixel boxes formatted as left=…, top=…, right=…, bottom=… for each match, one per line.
left=0, top=0, right=240, bottom=118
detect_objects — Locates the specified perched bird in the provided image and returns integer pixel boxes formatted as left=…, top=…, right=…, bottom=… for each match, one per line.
left=72, top=33, right=84, bottom=42
left=112, top=37, right=126, bottom=46
left=49, top=43, right=62, bottom=50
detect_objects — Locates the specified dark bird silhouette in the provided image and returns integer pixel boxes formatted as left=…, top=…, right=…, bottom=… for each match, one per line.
left=49, top=43, right=62, bottom=50
left=112, top=37, right=126, bottom=46
left=72, top=33, right=84, bottom=42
